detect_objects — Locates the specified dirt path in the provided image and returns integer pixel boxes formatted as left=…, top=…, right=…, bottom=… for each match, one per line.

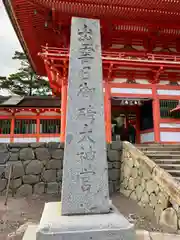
left=0, top=193, right=165, bottom=239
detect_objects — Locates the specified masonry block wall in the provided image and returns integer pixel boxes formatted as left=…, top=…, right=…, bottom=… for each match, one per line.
left=0, top=141, right=122, bottom=196
left=120, top=141, right=180, bottom=232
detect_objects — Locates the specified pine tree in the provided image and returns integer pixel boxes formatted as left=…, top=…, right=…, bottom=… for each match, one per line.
left=0, top=51, right=51, bottom=96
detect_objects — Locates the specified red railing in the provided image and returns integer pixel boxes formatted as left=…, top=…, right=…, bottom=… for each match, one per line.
left=40, top=46, right=180, bottom=65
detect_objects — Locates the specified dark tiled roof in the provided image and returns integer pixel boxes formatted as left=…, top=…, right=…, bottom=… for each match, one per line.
left=0, top=96, right=61, bottom=108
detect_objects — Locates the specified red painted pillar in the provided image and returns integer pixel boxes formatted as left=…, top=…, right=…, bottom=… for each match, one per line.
left=36, top=114, right=40, bottom=143
left=60, top=79, right=67, bottom=143
left=104, top=80, right=112, bottom=143
left=152, top=85, right=160, bottom=143
left=10, top=116, right=15, bottom=143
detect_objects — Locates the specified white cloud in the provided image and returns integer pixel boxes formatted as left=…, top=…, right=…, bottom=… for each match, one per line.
left=0, top=3, right=22, bottom=77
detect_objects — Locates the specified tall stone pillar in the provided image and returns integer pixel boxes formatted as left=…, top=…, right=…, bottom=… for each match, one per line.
left=36, top=17, right=135, bottom=240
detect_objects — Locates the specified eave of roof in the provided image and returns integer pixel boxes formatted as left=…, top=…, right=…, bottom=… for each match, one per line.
left=2, top=0, right=37, bottom=73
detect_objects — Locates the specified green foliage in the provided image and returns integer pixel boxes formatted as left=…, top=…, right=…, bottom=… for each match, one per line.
left=0, top=51, right=51, bottom=96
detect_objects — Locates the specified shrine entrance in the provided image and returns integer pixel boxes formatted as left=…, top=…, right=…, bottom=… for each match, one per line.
left=111, top=98, right=153, bottom=144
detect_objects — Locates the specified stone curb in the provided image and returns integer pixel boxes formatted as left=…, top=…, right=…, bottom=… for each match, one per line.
left=136, top=230, right=180, bottom=239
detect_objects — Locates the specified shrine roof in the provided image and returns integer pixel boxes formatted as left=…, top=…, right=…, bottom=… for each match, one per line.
left=4, top=0, right=180, bottom=75
left=0, top=96, right=61, bottom=108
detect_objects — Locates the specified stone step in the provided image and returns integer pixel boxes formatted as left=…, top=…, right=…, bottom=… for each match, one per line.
left=143, top=151, right=180, bottom=155
left=22, top=224, right=37, bottom=240
left=136, top=144, right=180, bottom=147
left=166, top=169, right=180, bottom=177
left=140, top=148, right=180, bottom=152
left=175, top=177, right=180, bottom=182
left=146, top=153, right=180, bottom=159
left=158, top=163, right=180, bottom=170
left=154, top=159, right=180, bottom=164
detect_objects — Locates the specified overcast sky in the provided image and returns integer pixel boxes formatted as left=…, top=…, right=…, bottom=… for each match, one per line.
left=0, top=3, right=22, bottom=77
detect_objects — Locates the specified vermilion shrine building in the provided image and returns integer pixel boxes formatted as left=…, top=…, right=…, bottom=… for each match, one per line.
left=3, top=0, right=180, bottom=144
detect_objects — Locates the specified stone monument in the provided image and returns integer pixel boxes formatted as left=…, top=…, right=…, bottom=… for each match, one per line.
left=35, top=17, right=135, bottom=240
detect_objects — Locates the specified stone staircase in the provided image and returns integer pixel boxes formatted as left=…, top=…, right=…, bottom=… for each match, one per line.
left=136, top=144, right=180, bottom=182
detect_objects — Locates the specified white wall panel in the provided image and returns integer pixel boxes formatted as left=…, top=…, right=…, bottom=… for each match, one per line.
left=14, top=138, right=36, bottom=143
left=160, top=123, right=180, bottom=128
left=140, top=132, right=154, bottom=143
left=160, top=132, right=180, bottom=142
left=111, top=88, right=152, bottom=95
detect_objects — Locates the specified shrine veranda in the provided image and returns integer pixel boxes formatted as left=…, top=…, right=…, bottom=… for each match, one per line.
left=3, top=0, right=180, bottom=145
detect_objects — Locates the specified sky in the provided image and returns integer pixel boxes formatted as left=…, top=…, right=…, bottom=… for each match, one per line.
left=0, top=2, right=22, bottom=77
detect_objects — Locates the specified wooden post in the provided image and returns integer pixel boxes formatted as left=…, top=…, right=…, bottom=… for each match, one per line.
left=60, top=78, right=67, bottom=143
left=36, top=113, right=40, bottom=142
left=104, top=80, right=112, bottom=143
left=152, top=85, right=160, bottom=143
left=10, top=112, right=15, bottom=143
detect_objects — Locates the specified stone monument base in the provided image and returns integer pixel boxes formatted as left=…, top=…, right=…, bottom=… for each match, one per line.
left=35, top=202, right=135, bottom=240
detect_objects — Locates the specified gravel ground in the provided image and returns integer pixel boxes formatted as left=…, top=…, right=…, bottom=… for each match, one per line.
left=0, top=193, right=166, bottom=239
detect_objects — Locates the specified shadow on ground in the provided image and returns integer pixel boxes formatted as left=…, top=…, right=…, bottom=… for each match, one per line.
left=0, top=193, right=166, bottom=239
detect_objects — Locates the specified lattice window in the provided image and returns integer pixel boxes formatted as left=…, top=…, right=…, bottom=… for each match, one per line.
left=14, top=119, right=36, bottom=134
left=40, top=119, right=60, bottom=134
left=0, top=120, right=11, bottom=134
left=160, top=100, right=180, bottom=118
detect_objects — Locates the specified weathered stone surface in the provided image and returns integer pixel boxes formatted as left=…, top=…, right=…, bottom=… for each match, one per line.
left=108, top=150, right=119, bottom=162
left=123, top=165, right=131, bottom=177
left=109, top=181, right=114, bottom=194
left=26, top=160, right=43, bottom=175
left=57, top=170, right=63, bottom=182
left=5, top=161, right=24, bottom=179
left=0, top=143, right=8, bottom=152
left=149, top=193, right=157, bottom=208
left=141, top=191, right=149, bottom=204
left=19, top=148, right=34, bottom=160
left=108, top=162, right=113, bottom=169
left=154, top=204, right=163, bottom=222
left=47, top=182, right=58, bottom=194
left=35, top=148, right=51, bottom=161
left=126, top=157, right=134, bottom=168
left=142, top=166, right=152, bottom=180
left=47, top=142, right=62, bottom=149
left=109, top=169, right=120, bottom=181
left=131, top=167, right=138, bottom=178
left=42, top=169, right=56, bottom=182
left=23, top=175, right=39, bottom=184
left=128, top=177, right=135, bottom=190
left=34, top=182, right=45, bottom=194
left=10, top=178, right=22, bottom=189
left=0, top=179, right=7, bottom=191
left=135, top=185, right=143, bottom=201
left=16, top=184, right=32, bottom=196
left=146, top=180, right=159, bottom=195
left=0, top=152, right=10, bottom=164
left=51, top=149, right=64, bottom=160
left=61, top=18, right=109, bottom=216
left=46, top=159, right=62, bottom=170
left=9, top=143, right=29, bottom=148
left=121, top=188, right=132, bottom=198
left=159, top=207, right=178, bottom=231
left=111, top=141, right=122, bottom=150
left=9, top=153, right=19, bottom=161
left=158, top=191, right=169, bottom=210
left=112, top=161, right=121, bottom=169
left=9, top=148, right=19, bottom=153
left=130, top=191, right=137, bottom=201
left=30, top=143, right=45, bottom=148
left=23, top=160, right=31, bottom=167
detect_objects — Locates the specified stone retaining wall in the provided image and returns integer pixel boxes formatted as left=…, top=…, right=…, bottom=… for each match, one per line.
left=0, top=141, right=122, bottom=196
left=120, top=141, right=180, bottom=232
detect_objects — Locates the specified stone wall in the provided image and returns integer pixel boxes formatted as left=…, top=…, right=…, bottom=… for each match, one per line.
left=0, top=141, right=122, bottom=196
left=120, top=141, right=180, bottom=232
